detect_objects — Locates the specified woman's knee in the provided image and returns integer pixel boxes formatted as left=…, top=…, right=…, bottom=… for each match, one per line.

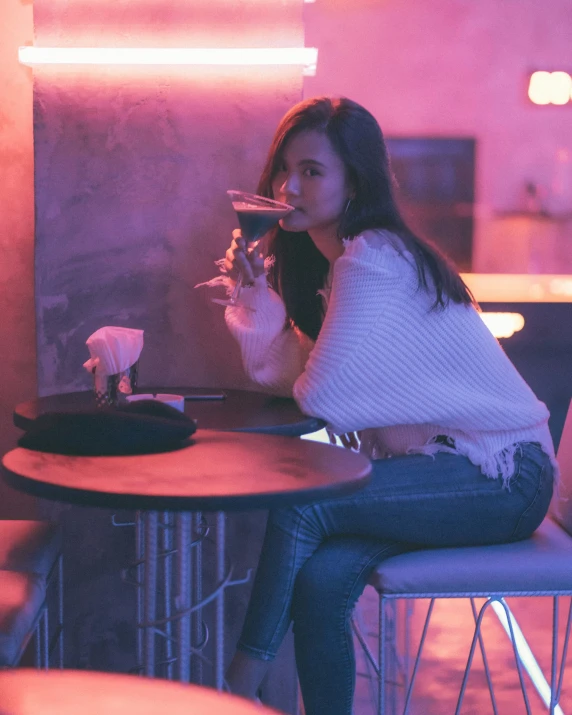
left=268, top=503, right=323, bottom=540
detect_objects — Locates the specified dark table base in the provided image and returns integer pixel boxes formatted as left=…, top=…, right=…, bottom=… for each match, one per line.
left=44, top=499, right=298, bottom=713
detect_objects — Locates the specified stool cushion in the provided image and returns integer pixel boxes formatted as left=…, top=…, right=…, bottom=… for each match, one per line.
left=369, top=518, right=572, bottom=596
left=0, top=570, right=46, bottom=666
left=0, top=521, right=61, bottom=579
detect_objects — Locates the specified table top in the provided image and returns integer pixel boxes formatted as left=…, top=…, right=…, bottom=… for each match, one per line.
left=13, top=387, right=325, bottom=437
left=0, top=669, right=280, bottom=715
left=2, top=430, right=371, bottom=512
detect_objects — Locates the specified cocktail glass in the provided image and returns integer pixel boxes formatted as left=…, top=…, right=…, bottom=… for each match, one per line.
left=211, top=190, right=294, bottom=308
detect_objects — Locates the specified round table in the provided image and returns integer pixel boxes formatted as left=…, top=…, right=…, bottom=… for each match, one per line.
left=13, top=387, right=324, bottom=437
left=3, top=432, right=371, bottom=685
left=12, top=387, right=326, bottom=691
left=2, top=431, right=370, bottom=512
left=0, top=669, right=281, bottom=715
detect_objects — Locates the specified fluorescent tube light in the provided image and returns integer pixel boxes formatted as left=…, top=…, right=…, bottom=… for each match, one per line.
left=18, top=46, right=318, bottom=75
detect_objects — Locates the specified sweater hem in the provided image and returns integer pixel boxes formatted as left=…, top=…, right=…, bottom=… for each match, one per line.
left=406, top=442, right=520, bottom=488
left=405, top=439, right=558, bottom=490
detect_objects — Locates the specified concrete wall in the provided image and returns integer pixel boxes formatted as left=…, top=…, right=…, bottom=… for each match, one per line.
left=303, top=0, right=572, bottom=273
left=0, top=0, right=38, bottom=518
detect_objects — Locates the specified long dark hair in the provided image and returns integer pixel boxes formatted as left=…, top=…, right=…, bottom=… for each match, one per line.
left=257, top=96, right=476, bottom=341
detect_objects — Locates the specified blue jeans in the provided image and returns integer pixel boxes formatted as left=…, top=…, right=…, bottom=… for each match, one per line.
left=236, top=442, right=554, bottom=715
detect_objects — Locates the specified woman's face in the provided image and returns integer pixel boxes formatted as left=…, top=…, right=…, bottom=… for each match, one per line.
left=271, top=130, right=353, bottom=245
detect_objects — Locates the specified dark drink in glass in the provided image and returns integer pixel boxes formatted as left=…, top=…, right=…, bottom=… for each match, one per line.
left=235, top=204, right=293, bottom=243
left=211, top=191, right=294, bottom=308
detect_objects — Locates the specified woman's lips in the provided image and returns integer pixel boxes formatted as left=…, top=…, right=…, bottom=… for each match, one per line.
left=278, top=201, right=302, bottom=212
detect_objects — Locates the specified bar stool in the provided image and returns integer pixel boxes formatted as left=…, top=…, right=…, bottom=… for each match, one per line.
left=355, top=402, right=572, bottom=714
left=0, top=521, right=61, bottom=577
left=0, top=521, right=63, bottom=668
left=0, top=571, right=47, bottom=667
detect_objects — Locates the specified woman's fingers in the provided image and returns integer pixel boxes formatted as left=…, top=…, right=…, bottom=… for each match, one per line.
left=340, top=434, right=352, bottom=449
left=224, top=251, right=251, bottom=282
left=225, top=229, right=257, bottom=283
left=349, top=432, right=360, bottom=450
left=335, top=432, right=361, bottom=451
left=249, top=249, right=265, bottom=279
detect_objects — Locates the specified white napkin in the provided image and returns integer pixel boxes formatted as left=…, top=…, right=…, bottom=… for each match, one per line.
left=83, top=326, right=144, bottom=376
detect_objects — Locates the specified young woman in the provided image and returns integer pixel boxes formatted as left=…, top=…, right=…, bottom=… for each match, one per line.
left=200, top=96, right=557, bottom=715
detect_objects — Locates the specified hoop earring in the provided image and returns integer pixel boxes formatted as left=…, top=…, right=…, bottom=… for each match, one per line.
left=344, top=198, right=353, bottom=215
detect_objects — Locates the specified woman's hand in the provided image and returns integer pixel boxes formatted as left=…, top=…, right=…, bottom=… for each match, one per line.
left=223, top=229, right=266, bottom=286
left=327, top=429, right=361, bottom=451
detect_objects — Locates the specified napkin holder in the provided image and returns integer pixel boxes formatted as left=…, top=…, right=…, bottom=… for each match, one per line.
left=93, top=360, right=139, bottom=408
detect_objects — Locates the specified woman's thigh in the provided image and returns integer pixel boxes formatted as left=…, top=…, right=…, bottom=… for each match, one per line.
left=282, top=442, right=554, bottom=548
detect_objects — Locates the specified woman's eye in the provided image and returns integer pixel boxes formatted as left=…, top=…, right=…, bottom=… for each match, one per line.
left=303, top=168, right=320, bottom=177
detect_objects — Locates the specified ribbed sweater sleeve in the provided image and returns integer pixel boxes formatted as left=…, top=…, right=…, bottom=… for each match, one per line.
left=224, top=274, right=314, bottom=396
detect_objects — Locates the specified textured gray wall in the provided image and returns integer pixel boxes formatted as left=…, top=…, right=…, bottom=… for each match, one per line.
left=33, top=72, right=302, bottom=394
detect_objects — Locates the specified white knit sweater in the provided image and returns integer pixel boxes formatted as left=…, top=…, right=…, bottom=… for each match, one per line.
left=201, top=229, right=557, bottom=485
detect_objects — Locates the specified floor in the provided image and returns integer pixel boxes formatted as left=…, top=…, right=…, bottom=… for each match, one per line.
left=352, top=589, right=572, bottom=714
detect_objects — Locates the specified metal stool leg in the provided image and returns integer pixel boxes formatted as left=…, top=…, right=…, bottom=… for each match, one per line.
left=57, top=553, right=64, bottom=668
left=162, top=511, right=174, bottom=680
left=143, top=512, right=159, bottom=677
left=135, top=510, right=145, bottom=671
left=378, top=595, right=386, bottom=715
left=33, top=605, right=49, bottom=669
left=470, top=598, right=499, bottom=715
left=41, top=605, right=49, bottom=669
left=191, top=511, right=203, bottom=684
left=175, top=513, right=192, bottom=683
left=34, top=612, right=42, bottom=669
left=215, top=512, right=226, bottom=691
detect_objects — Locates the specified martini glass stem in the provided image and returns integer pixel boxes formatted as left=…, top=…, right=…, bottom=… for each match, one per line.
left=231, top=240, right=260, bottom=303
left=212, top=240, right=260, bottom=307
left=212, top=190, right=292, bottom=309
left=229, top=273, right=244, bottom=304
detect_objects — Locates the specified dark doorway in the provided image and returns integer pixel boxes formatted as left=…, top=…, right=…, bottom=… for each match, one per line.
left=386, top=138, right=476, bottom=272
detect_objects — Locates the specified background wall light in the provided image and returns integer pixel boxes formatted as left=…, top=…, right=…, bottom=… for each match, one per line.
left=461, top=274, right=572, bottom=303
left=528, top=71, right=572, bottom=105
left=479, top=312, right=525, bottom=339
left=18, top=47, right=319, bottom=75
